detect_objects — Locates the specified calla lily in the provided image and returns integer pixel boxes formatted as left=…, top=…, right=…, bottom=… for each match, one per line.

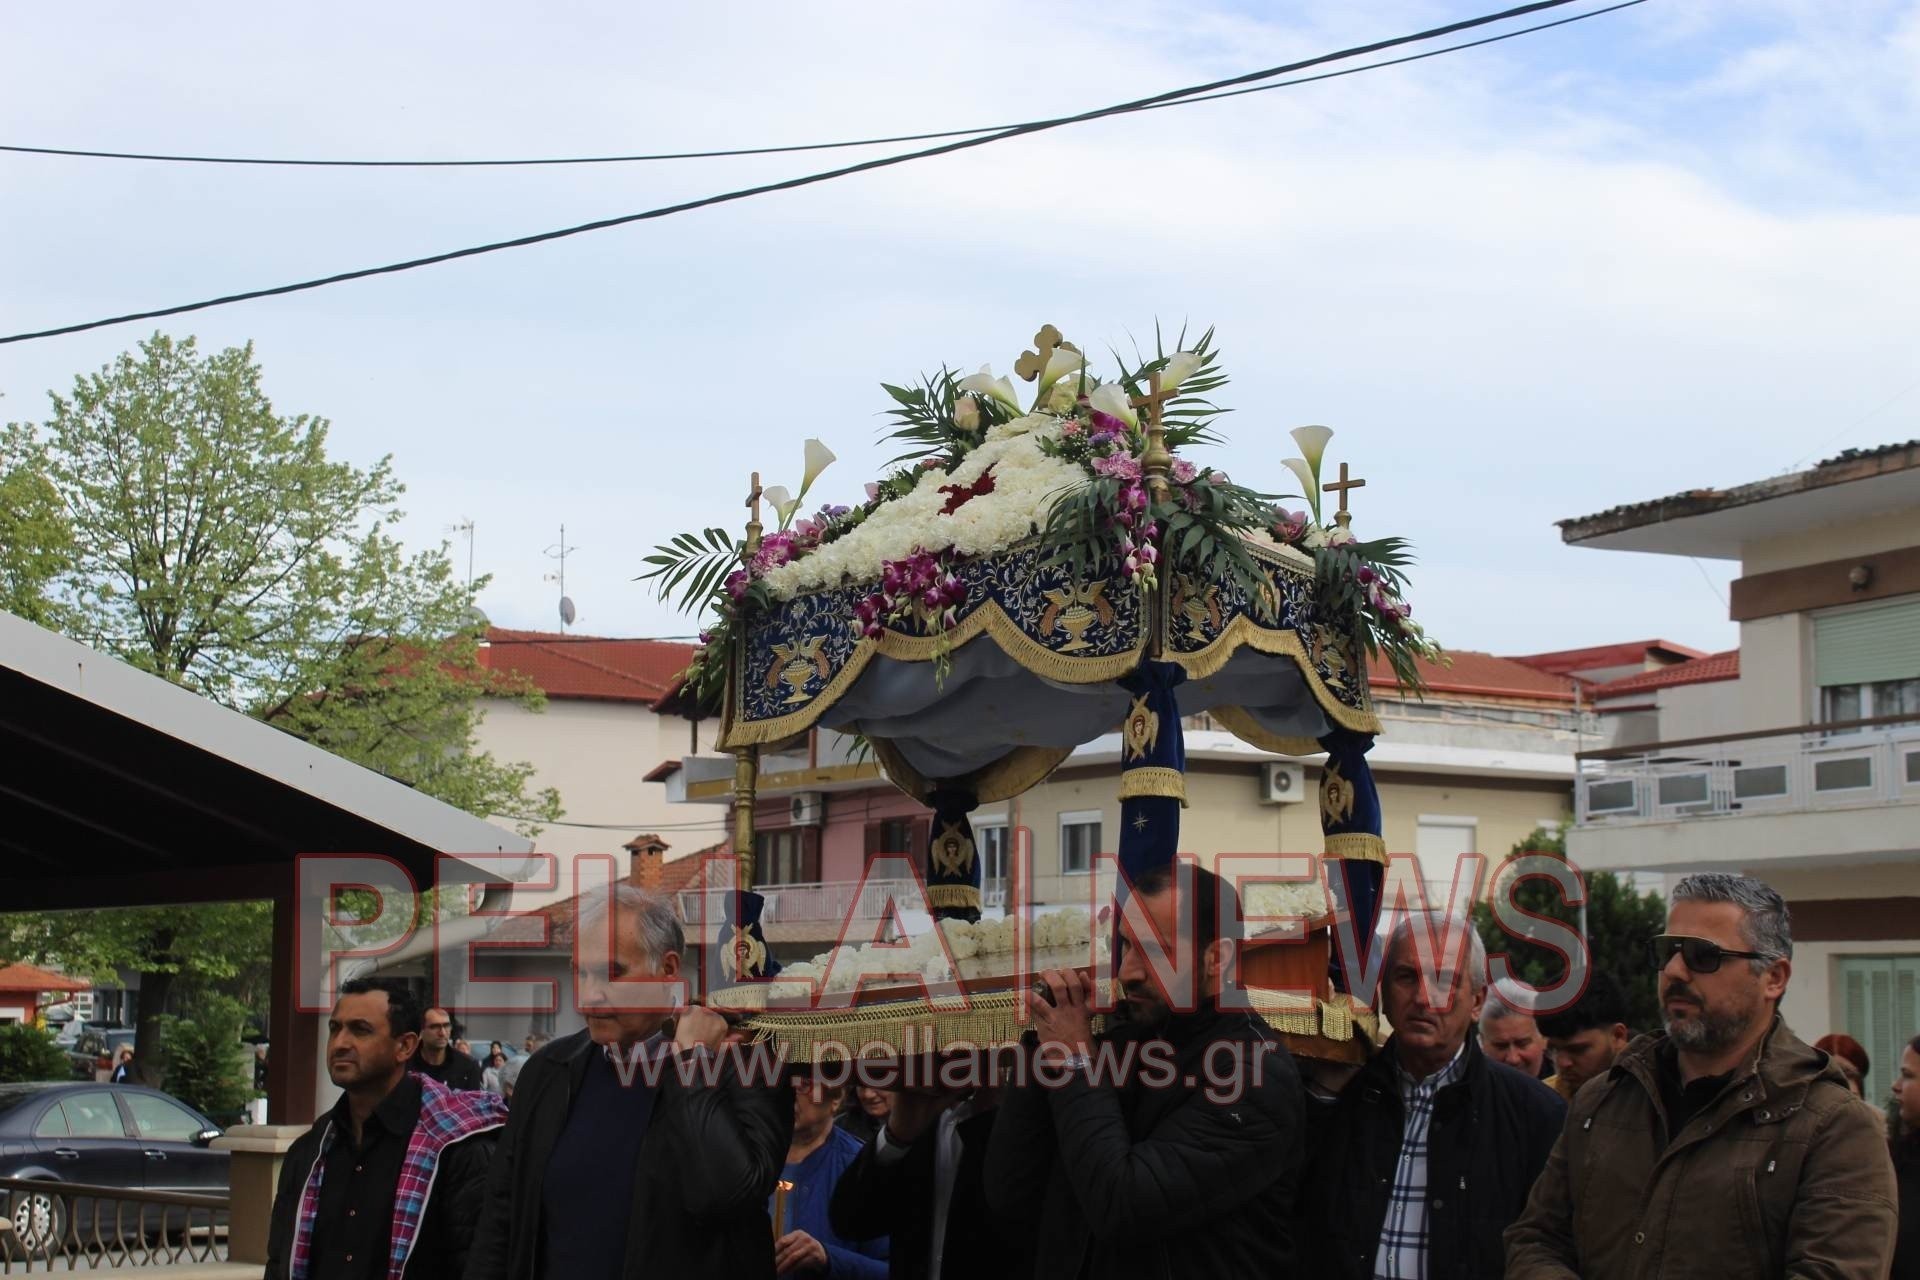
left=1088, top=383, right=1139, bottom=429
left=1281, top=457, right=1320, bottom=519
left=1289, top=426, right=1334, bottom=480
left=762, top=484, right=799, bottom=528
left=1160, top=351, right=1204, bottom=392
left=958, top=365, right=1021, bottom=414
left=1033, top=345, right=1087, bottom=403
left=798, top=438, right=837, bottom=501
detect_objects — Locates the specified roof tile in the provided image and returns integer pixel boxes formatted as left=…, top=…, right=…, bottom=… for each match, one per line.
left=1590, top=650, right=1739, bottom=698
left=479, top=628, right=695, bottom=702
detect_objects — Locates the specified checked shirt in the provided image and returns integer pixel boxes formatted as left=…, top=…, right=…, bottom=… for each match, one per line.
left=1373, top=1041, right=1467, bottom=1280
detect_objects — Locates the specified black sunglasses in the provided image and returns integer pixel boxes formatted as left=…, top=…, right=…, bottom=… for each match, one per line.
left=1647, top=934, right=1771, bottom=974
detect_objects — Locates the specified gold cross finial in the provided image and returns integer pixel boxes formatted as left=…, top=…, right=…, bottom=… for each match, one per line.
left=1325, top=461, right=1366, bottom=528
left=743, top=471, right=764, bottom=560
left=1136, top=371, right=1175, bottom=503
left=1130, top=372, right=1178, bottom=436
left=1013, top=324, right=1068, bottom=384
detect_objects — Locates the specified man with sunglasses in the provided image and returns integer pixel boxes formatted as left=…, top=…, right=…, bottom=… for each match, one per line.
left=1507, top=872, right=1897, bottom=1279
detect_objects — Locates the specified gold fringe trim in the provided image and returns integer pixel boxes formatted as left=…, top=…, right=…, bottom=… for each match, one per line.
left=728, top=987, right=1115, bottom=1063
left=1171, top=615, right=1382, bottom=736
left=1117, top=766, right=1187, bottom=803
left=1207, top=706, right=1326, bottom=758
left=926, top=884, right=982, bottom=912
left=722, top=597, right=1150, bottom=748
left=1324, top=833, right=1387, bottom=864
left=868, top=739, right=1075, bottom=807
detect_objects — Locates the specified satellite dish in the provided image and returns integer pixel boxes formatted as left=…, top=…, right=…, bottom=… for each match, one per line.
left=463, top=605, right=490, bottom=633
left=558, top=596, right=577, bottom=627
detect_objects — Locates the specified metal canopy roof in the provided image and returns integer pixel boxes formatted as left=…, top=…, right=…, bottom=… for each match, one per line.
left=0, top=609, right=532, bottom=911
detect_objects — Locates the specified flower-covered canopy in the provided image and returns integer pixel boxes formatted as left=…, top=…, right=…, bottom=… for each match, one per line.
left=647, top=323, right=1436, bottom=805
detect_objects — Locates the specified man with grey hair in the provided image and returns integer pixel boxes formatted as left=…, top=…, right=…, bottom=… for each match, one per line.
left=1302, top=912, right=1565, bottom=1278
left=1508, top=872, right=1898, bottom=1279
left=466, top=882, right=792, bottom=1279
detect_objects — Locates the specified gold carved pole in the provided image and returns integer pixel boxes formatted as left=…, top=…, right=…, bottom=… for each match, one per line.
left=733, top=473, right=765, bottom=900
left=1133, top=371, right=1177, bottom=658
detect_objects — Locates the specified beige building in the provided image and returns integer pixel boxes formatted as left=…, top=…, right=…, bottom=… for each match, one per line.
left=1563, top=441, right=1920, bottom=1104
left=472, top=627, right=721, bottom=896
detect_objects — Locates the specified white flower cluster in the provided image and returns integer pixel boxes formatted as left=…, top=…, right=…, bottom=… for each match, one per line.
left=1242, top=879, right=1330, bottom=933
left=759, top=419, right=1085, bottom=600
left=763, top=907, right=1104, bottom=1000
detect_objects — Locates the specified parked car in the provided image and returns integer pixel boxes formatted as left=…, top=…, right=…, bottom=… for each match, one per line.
left=64, top=1029, right=136, bottom=1081
left=0, top=1082, right=227, bottom=1255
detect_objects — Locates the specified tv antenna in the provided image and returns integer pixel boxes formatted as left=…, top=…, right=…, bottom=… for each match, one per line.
left=447, top=518, right=476, bottom=590
left=543, top=524, right=579, bottom=631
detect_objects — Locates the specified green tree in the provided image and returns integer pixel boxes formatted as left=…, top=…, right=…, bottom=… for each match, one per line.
left=0, top=1023, right=72, bottom=1083
left=1473, top=824, right=1666, bottom=1032
left=2, top=333, right=561, bottom=1077
left=0, top=421, right=73, bottom=625
left=160, top=994, right=255, bottom=1123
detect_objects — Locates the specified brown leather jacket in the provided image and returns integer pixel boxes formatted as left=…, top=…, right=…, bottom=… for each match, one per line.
left=1506, top=1018, right=1897, bottom=1280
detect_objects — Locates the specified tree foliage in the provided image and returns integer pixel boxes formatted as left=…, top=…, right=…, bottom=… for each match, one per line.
left=160, top=993, right=256, bottom=1124
left=1473, top=825, right=1666, bottom=1032
left=0, top=1024, right=72, bottom=1084
left=1, top=333, right=563, bottom=1072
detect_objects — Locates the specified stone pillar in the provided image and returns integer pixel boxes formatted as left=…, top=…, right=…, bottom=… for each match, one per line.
left=212, top=1124, right=311, bottom=1264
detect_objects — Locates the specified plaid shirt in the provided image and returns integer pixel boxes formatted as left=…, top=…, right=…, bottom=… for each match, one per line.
left=289, top=1075, right=507, bottom=1280
left=1373, top=1042, right=1467, bottom=1280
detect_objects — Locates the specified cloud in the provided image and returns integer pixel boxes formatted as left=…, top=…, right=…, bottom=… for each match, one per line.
left=2, top=0, right=1916, bottom=659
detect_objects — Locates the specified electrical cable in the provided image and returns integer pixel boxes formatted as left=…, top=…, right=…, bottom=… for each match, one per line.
left=1, top=0, right=1640, bottom=171
left=0, top=0, right=1635, bottom=346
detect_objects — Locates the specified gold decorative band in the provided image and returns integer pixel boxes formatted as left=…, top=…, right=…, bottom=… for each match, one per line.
left=1324, top=833, right=1387, bottom=864
left=1206, top=706, right=1325, bottom=758
left=869, top=739, right=1073, bottom=808
left=926, top=884, right=982, bottom=912
left=1117, top=766, right=1187, bottom=803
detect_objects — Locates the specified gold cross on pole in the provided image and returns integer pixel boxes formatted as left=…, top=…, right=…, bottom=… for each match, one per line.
left=1134, top=372, right=1175, bottom=502
left=1013, top=324, right=1066, bottom=384
left=743, top=471, right=764, bottom=559
left=1325, top=461, right=1366, bottom=528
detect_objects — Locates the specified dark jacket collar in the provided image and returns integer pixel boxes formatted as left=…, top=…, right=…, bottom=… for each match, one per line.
left=328, top=1068, right=422, bottom=1144
left=1611, top=1015, right=1833, bottom=1121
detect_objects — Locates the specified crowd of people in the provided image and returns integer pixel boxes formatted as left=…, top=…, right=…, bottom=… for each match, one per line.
left=262, top=871, right=1920, bottom=1279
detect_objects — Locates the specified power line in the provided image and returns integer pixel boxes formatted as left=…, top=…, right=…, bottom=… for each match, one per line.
left=2, top=1, right=1641, bottom=172
left=0, top=0, right=1632, bottom=346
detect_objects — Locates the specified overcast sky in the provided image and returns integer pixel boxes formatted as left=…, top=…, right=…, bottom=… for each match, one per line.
left=5, top=1, right=1917, bottom=658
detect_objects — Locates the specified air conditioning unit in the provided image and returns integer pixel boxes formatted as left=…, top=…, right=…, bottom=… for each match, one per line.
left=1261, top=762, right=1306, bottom=804
left=789, top=792, right=825, bottom=826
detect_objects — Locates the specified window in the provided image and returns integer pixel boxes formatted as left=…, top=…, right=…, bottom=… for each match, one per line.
left=753, top=828, right=819, bottom=886
left=1821, top=678, right=1920, bottom=724
left=1059, top=812, right=1101, bottom=875
left=125, top=1092, right=204, bottom=1142
left=977, top=823, right=1010, bottom=888
left=1815, top=598, right=1920, bottom=722
left=59, top=1092, right=125, bottom=1139
left=34, top=1105, right=68, bottom=1139
left=876, top=819, right=915, bottom=854
left=1839, top=955, right=1920, bottom=1105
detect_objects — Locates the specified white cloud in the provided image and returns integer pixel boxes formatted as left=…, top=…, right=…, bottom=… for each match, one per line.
left=2, top=0, right=1916, bottom=659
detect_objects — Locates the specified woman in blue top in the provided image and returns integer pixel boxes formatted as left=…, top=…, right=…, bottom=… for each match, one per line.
left=773, top=1072, right=889, bottom=1278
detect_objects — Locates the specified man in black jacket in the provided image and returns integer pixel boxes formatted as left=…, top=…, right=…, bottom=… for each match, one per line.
left=410, top=1007, right=485, bottom=1091
left=984, top=863, right=1305, bottom=1279
left=265, top=978, right=505, bottom=1280
left=1303, top=913, right=1564, bottom=1280
left=829, top=1082, right=1001, bottom=1280
left=463, top=883, right=792, bottom=1280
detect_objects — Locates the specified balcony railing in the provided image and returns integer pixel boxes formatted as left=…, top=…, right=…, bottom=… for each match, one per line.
left=0, top=1178, right=229, bottom=1272
left=682, top=877, right=1020, bottom=923
left=1575, top=715, right=1920, bottom=827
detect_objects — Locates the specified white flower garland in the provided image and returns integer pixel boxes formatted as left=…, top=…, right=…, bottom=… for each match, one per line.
left=768, top=907, right=1103, bottom=998
left=760, top=417, right=1085, bottom=600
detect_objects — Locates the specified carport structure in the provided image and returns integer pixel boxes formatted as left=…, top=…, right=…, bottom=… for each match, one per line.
left=0, top=608, right=533, bottom=1124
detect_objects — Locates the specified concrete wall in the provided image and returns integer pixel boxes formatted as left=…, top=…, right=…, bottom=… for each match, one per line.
left=1653, top=679, right=1747, bottom=740
left=1742, top=509, right=1920, bottom=575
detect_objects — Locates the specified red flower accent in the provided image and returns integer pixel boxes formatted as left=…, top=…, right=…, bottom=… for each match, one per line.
left=939, top=466, right=997, bottom=515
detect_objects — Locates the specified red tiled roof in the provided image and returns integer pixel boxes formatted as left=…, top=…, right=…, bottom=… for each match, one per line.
left=1508, top=640, right=1708, bottom=677
left=1368, top=650, right=1579, bottom=702
left=478, top=628, right=696, bottom=702
left=1590, top=650, right=1740, bottom=698
left=0, top=963, right=89, bottom=993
